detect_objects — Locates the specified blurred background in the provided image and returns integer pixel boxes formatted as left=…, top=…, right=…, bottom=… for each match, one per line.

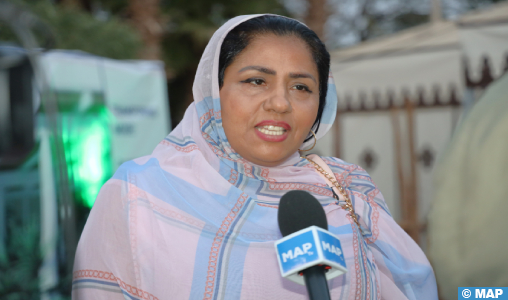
left=0, top=0, right=506, bottom=299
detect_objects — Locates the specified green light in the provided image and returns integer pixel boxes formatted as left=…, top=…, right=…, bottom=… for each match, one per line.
left=74, top=113, right=110, bottom=208
left=52, top=91, right=113, bottom=208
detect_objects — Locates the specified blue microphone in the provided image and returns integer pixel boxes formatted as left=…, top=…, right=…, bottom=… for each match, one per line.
left=275, top=191, right=347, bottom=300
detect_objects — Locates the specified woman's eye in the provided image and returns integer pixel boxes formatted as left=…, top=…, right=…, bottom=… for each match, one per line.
left=242, top=78, right=265, bottom=86
left=293, top=84, right=312, bottom=93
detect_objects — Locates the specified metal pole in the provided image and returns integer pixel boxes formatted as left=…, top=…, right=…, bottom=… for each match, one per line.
left=405, top=98, right=420, bottom=244
left=390, top=107, right=406, bottom=224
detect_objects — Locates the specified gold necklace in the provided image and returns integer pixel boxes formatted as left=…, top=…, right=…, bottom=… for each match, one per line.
left=302, top=155, right=361, bottom=228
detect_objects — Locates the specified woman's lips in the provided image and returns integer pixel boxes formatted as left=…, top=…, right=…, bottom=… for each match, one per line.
left=255, top=120, right=291, bottom=130
left=254, top=121, right=291, bottom=142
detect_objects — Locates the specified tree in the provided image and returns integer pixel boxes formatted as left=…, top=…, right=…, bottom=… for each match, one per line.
left=0, top=0, right=141, bottom=60
left=304, top=0, right=331, bottom=40
left=129, top=0, right=163, bottom=60
left=322, top=0, right=507, bottom=48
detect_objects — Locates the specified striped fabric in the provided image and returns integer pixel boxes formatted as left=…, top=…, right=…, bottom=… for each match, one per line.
left=72, top=15, right=437, bottom=300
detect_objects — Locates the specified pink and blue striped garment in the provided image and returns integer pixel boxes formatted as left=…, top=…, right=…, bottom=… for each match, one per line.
left=72, top=14, right=438, bottom=300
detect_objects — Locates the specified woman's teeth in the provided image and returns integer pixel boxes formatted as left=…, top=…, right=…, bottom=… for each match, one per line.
left=256, top=125, right=286, bottom=136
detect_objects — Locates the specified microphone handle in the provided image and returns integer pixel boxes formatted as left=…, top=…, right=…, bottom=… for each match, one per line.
left=303, top=265, right=331, bottom=300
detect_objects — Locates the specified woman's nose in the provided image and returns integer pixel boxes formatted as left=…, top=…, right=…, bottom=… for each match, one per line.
left=263, top=86, right=292, bottom=114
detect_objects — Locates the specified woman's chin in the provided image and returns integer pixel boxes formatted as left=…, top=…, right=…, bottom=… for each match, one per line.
left=240, top=149, right=299, bottom=167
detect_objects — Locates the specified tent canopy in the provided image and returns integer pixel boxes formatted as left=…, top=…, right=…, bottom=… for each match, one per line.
left=331, top=2, right=508, bottom=111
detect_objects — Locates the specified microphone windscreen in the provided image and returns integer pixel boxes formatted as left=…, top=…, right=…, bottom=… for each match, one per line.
left=278, top=190, right=328, bottom=237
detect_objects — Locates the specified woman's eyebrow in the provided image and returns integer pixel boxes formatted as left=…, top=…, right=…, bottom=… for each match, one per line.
left=289, top=72, right=317, bottom=83
left=238, top=66, right=276, bottom=75
left=238, top=66, right=316, bottom=83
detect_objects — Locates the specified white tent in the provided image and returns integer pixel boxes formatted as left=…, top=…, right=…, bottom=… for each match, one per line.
left=315, top=2, right=508, bottom=247
left=328, top=1, right=508, bottom=109
left=331, top=20, right=462, bottom=108
left=41, top=51, right=171, bottom=170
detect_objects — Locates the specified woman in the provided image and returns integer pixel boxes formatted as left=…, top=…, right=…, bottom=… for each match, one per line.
left=72, top=15, right=437, bottom=299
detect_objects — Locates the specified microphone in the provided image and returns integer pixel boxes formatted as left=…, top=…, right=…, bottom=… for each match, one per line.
left=275, top=190, right=347, bottom=300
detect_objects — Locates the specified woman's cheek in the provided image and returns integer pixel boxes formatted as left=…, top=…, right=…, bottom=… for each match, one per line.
left=295, top=96, right=319, bottom=116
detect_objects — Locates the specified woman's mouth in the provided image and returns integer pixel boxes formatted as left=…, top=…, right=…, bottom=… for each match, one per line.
left=254, top=122, right=290, bottom=142
left=256, top=125, right=286, bottom=136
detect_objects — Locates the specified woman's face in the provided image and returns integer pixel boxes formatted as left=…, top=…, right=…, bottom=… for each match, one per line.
left=220, top=34, right=320, bottom=167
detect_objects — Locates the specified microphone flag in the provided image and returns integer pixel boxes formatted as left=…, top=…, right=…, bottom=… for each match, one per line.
left=274, top=225, right=347, bottom=285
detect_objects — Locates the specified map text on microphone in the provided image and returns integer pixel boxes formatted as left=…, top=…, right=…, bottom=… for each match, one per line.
left=322, top=241, right=342, bottom=256
left=282, top=242, right=314, bottom=262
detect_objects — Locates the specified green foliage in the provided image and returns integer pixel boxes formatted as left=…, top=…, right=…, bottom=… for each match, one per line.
left=95, top=0, right=130, bottom=16
left=0, top=0, right=141, bottom=60
left=0, top=22, right=18, bottom=44
left=393, top=13, right=430, bottom=32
